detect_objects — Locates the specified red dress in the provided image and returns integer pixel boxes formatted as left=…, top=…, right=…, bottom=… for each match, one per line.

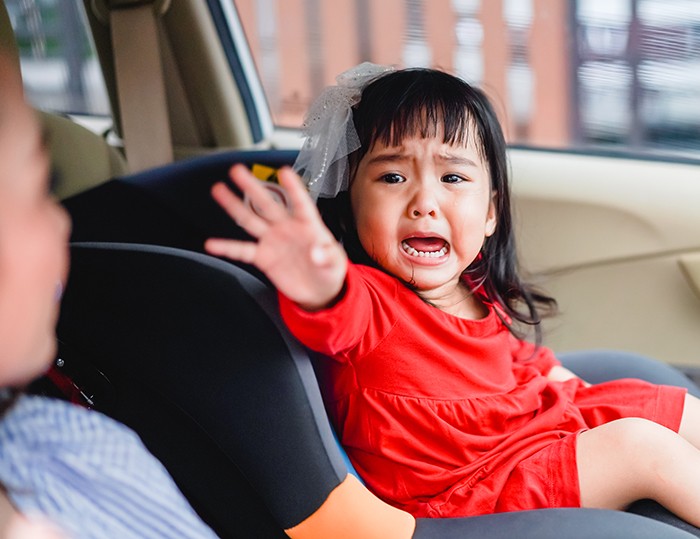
left=278, top=263, right=686, bottom=518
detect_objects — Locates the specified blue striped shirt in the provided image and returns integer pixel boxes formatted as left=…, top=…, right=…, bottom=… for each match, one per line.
left=0, top=396, right=218, bottom=538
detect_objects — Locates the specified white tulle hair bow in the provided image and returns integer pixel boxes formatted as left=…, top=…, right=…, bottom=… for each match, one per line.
left=293, top=62, right=395, bottom=200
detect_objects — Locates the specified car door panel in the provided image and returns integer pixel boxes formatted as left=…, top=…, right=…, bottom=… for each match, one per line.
left=511, top=149, right=700, bottom=367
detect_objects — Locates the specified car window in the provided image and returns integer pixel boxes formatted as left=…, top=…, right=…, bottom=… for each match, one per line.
left=234, top=0, right=700, bottom=160
left=6, top=0, right=110, bottom=121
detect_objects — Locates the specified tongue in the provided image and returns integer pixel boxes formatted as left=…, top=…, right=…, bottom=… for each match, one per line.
left=405, top=237, right=445, bottom=252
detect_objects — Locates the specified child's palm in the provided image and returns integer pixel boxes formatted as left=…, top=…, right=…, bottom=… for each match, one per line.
left=205, top=165, right=347, bottom=310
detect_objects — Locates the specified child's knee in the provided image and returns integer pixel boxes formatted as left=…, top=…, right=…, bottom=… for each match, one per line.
left=583, top=417, right=684, bottom=480
left=579, top=418, right=678, bottom=476
left=577, top=418, right=677, bottom=508
left=603, top=417, right=664, bottom=448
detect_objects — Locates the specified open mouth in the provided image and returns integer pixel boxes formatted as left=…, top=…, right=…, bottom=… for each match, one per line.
left=401, top=237, right=449, bottom=259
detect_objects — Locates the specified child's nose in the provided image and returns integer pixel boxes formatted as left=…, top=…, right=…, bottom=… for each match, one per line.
left=408, top=184, right=439, bottom=218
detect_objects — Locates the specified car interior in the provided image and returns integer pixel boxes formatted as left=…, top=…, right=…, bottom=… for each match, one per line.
left=3, top=0, right=700, bottom=537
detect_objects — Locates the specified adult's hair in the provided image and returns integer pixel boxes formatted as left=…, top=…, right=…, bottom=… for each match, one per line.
left=328, top=68, right=556, bottom=342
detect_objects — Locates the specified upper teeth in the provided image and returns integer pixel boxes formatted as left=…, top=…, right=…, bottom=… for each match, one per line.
left=402, top=241, right=448, bottom=258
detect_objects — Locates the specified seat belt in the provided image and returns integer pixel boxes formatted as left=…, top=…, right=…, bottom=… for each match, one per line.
left=108, top=0, right=173, bottom=172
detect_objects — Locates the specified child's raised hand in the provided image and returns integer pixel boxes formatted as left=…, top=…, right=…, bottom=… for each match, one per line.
left=205, top=165, right=347, bottom=311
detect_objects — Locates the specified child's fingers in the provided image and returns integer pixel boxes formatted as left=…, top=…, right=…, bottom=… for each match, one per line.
left=228, top=164, right=288, bottom=222
left=276, top=166, right=321, bottom=219
left=210, top=182, right=268, bottom=239
left=204, top=237, right=258, bottom=264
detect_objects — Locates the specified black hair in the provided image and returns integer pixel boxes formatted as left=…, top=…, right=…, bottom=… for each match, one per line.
left=322, top=68, right=556, bottom=343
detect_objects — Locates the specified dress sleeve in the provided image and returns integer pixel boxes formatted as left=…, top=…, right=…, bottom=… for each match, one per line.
left=510, top=335, right=561, bottom=376
left=278, top=263, right=396, bottom=359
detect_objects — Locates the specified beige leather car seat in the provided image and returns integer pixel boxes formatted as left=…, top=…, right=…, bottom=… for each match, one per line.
left=0, top=1, right=127, bottom=199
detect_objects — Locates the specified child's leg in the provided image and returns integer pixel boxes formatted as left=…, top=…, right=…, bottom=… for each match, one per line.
left=577, top=417, right=700, bottom=527
left=679, top=394, right=700, bottom=448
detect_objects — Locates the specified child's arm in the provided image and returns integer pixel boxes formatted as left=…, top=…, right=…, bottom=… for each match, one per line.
left=546, top=365, right=590, bottom=387
left=205, top=165, right=347, bottom=311
left=511, top=337, right=590, bottom=386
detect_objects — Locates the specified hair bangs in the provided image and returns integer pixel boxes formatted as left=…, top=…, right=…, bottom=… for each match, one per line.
left=353, top=69, right=486, bottom=163
left=371, top=96, right=475, bottom=150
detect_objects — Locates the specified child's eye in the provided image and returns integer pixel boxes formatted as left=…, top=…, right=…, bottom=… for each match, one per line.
left=441, top=174, right=467, bottom=184
left=380, top=173, right=405, bottom=184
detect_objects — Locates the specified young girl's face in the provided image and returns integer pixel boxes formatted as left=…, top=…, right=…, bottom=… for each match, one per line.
left=350, top=130, right=496, bottom=301
left=0, top=58, right=71, bottom=386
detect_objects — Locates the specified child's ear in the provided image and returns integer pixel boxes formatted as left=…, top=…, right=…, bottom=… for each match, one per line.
left=485, top=192, right=498, bottom=237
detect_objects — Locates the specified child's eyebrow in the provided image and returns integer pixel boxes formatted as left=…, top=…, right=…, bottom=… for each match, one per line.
left=364, top=152, right=407, bottom=166
left=364, top=151, right=479, bottom=168
left=436, top=154, right=479, bottom=167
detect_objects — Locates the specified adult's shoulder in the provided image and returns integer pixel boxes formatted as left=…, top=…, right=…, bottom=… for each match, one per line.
left=0, top=395, right=217, bottom=538
left=0, top=394, right=140, bottom=445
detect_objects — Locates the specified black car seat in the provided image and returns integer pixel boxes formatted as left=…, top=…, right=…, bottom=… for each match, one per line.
left=62, top=149, right=298, bottom=270
left=49, top=241, right=698, bottom=539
